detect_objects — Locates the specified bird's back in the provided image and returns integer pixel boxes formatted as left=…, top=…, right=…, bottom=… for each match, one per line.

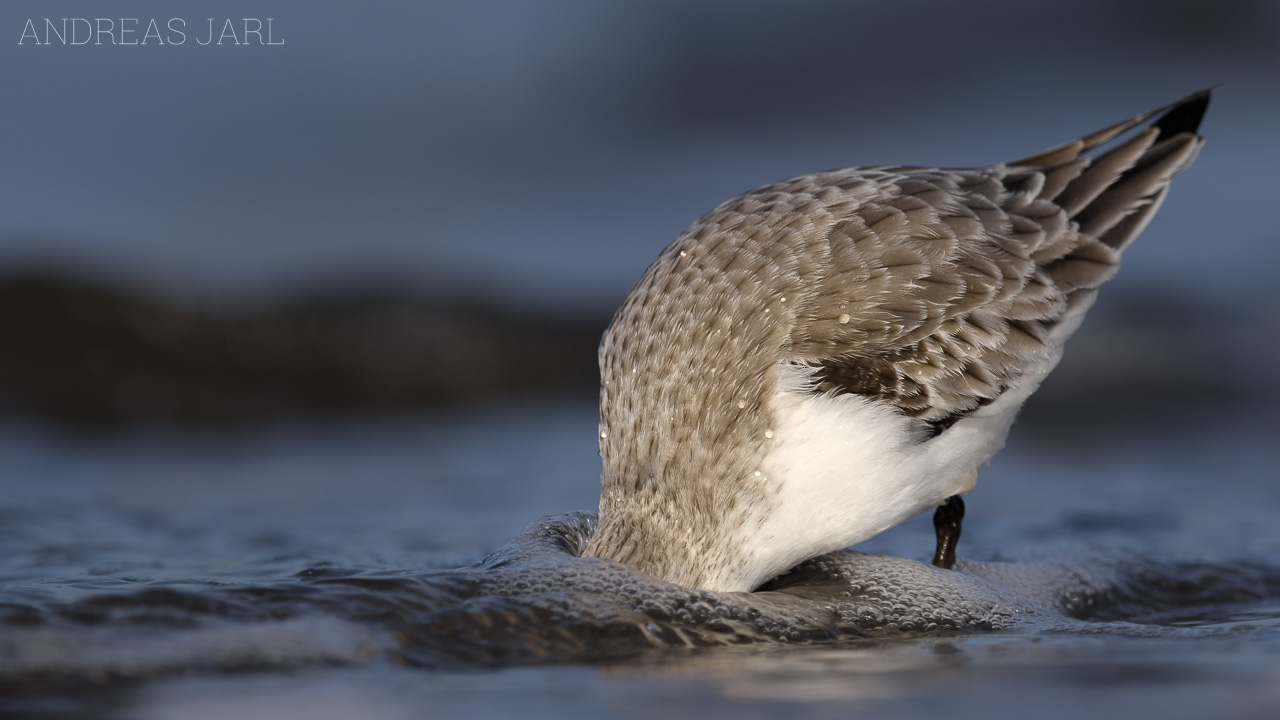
left=586, top=92, right=1209, bottom=592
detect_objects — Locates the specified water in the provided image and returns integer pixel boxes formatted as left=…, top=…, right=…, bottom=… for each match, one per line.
left=2, top=399, right=1279, bottom=718
left=3, top=2, right=1277, bottom=715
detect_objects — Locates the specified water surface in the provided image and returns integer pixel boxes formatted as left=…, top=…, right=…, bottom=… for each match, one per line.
left=2, top=400, right=1278, bottom=719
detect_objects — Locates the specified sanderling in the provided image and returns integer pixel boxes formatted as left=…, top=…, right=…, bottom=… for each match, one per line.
left=584, top=91, right=1209, bottom=592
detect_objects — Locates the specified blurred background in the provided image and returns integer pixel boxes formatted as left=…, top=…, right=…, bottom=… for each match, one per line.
left=3, top=2, right=1280, bottom=714
left=2, top=0, right=1278, bottom=432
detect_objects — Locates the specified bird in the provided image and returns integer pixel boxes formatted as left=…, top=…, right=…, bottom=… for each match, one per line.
left=582, top=91, right=1210, bottom=593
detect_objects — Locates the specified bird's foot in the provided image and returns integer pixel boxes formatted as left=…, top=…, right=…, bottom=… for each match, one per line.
left=932, top=495, right=964, bottom=569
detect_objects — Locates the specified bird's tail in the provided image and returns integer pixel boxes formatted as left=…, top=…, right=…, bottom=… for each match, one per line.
left=1009, top=90, right=1209, bottom=255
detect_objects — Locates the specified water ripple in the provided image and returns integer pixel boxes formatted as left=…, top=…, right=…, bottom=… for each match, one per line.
left=3, top=511, right=1278, bottom=696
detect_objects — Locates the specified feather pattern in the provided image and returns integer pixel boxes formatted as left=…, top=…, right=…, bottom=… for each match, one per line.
left=584, top=91, right=1209, bottom=591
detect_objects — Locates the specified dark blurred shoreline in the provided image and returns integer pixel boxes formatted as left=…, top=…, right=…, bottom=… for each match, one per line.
left=0, top=270, right=1269, bottom=439
left=0, top=271, right=607, bottom=430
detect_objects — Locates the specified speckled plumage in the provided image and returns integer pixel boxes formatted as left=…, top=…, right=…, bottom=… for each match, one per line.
left=584, top=92, right=1209, bottom=592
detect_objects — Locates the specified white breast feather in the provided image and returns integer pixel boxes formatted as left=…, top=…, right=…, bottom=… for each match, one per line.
left=725, top=362, right=1031, bottom=591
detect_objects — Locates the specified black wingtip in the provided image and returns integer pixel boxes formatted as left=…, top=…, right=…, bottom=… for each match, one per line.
left=1154, top=89, right=1212, bottom=142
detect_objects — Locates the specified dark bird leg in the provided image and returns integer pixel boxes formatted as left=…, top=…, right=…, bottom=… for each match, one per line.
left=932, top=495, right=964, bottom=569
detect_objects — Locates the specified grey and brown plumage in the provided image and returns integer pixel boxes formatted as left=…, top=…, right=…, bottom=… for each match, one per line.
left=583, top=92, right=1210, bottom=592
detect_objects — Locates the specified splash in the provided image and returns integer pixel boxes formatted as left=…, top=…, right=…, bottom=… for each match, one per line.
left=2, top=511, right=1277, bottom=693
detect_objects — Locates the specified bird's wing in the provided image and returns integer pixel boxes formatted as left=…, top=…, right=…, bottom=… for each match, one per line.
left=783, top=91, right=1209, bottom=425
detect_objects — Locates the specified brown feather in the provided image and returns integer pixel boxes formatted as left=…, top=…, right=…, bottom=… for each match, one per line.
left=586, top=92, right=1209, bottom=588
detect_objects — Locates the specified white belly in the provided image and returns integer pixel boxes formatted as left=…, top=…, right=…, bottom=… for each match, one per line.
left=725, top=363, right=1021, bottom=591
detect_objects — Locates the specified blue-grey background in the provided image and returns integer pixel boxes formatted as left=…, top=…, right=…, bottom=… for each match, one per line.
left=3, top=0, right=1278, bottom=313
left=3, top=2, right=1280, bottom=719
